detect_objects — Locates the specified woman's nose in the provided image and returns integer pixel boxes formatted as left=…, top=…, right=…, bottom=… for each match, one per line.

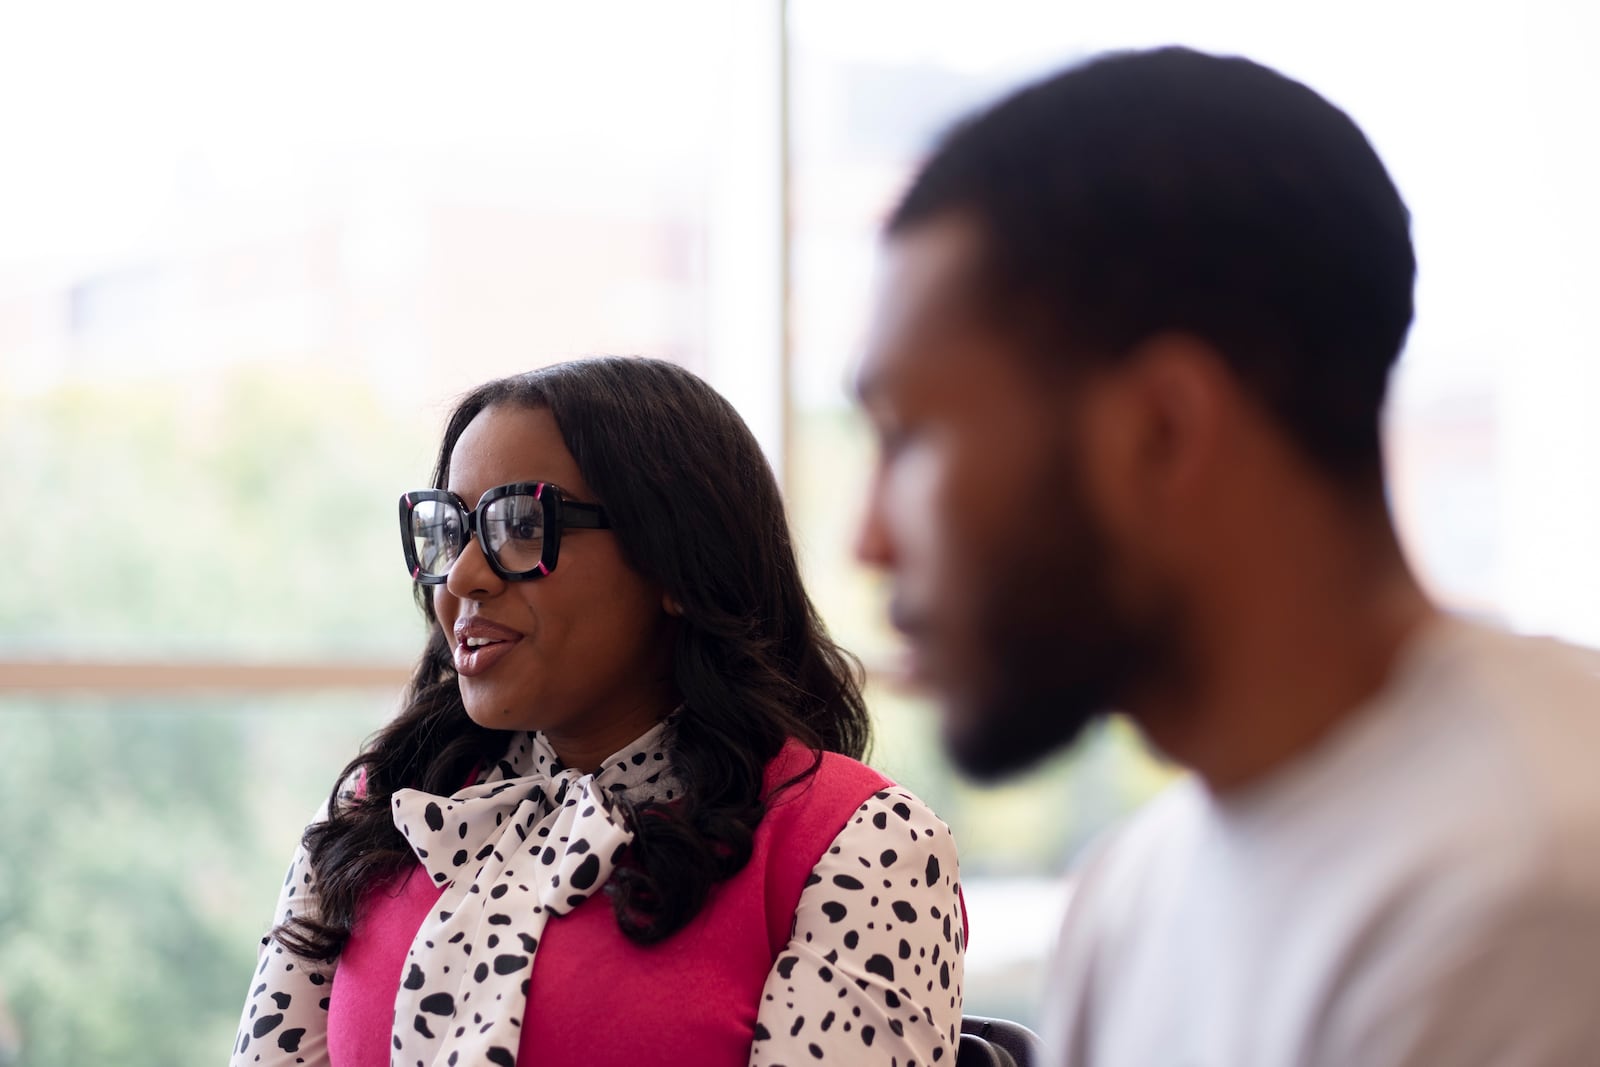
left=445, top=535, right=505, bottom=599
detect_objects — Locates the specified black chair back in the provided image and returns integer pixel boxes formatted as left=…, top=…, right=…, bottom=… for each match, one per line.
left=958, top=1031, right=1016, bottom=1067
left=959, top=1014, right=1044, bottom=1067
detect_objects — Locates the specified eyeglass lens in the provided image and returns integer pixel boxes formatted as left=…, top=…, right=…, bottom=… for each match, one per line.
left=409, top=493, right=547, bottom=578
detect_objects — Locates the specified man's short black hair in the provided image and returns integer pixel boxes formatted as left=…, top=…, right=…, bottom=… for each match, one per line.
left=889, top=46, right=1416, bottom=486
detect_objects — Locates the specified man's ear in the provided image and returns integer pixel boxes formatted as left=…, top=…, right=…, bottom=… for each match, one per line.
left=1073, top=332, right=1231, bottom=538
left=1123, top=332, right=1231, bottom=501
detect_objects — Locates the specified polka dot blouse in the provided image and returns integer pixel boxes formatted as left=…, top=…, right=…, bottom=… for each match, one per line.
left=230, top=727, right=965, bottom=1067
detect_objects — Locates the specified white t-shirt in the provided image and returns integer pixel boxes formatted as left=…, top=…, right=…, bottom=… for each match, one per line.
left=1043, top=618, right=1600, bottom=1067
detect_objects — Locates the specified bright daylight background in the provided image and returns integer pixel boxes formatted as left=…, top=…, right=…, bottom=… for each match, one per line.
left=1, top=1, right=1596, bottom=1062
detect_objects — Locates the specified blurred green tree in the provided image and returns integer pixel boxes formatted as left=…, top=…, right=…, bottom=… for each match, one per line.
left=0, top=370, right=432, bottom=660
left=1, top=369, right=419, bottom=1064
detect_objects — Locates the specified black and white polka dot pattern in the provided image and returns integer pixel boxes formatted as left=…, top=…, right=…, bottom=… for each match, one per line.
left=750, top=787, right=965, bottom=1067
left=230, top=724, right=677, bottom=1067
left=387, top=722, right=677, bottom=1067
left=232, top=794, right=338, bottom=1065
left=230, top=733, right=964, bottom=1067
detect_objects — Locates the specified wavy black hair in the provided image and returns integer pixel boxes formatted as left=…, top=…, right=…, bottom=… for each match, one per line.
left=275, top=357, right=870, bottom=960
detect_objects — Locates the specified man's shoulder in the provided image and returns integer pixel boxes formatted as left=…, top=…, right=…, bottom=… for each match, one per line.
left=1044, top=627, right=1600, bottom=1064
left=1433, top=619, right=1600, bottom=725
left=1429, top=623, right=1600, bottom=844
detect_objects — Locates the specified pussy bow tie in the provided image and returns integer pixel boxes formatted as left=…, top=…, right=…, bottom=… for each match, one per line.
left=387, top=723, right=677, bottom=1067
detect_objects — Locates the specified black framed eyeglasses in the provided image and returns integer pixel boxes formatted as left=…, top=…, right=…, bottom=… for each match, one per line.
left=398, top=481, right=610, bottom=584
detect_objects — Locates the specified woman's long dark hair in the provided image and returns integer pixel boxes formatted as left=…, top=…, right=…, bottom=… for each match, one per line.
left=274, top=357, right=870, bottom=960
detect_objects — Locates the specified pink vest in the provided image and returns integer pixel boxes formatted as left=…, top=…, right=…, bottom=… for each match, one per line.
left=327, top=741, right=891, bottom=1066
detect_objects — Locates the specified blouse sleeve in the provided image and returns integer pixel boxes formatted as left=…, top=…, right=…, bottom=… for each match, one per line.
left=228, top=802, right=336, bottom=1067
left=749, top=785, right=966, bottom=1067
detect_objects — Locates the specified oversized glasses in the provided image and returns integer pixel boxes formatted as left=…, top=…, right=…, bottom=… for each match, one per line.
left=399, top=482, right=610, bottom=584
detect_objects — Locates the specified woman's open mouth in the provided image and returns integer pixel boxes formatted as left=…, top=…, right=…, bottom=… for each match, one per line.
left=453, top=619, right=525, bottom=677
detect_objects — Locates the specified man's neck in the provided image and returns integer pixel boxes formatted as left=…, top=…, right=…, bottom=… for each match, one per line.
left=1133, top=514, right=1438, bottom=795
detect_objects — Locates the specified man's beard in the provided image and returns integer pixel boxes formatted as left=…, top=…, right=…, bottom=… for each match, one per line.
left=941, top=456, right=1176, bottom=781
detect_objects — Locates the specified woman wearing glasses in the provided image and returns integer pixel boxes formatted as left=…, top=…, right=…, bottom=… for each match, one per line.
left=230, top=358, right=964, bottom=1067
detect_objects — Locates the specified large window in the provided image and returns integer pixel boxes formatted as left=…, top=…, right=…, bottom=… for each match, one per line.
left=3, top=1, right=1597, bottom=1060
left=0, top=3, right=782, bottom=1061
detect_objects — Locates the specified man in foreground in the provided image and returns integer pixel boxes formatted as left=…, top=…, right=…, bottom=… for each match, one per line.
left=855, top=46, right=1600, bottom=1065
